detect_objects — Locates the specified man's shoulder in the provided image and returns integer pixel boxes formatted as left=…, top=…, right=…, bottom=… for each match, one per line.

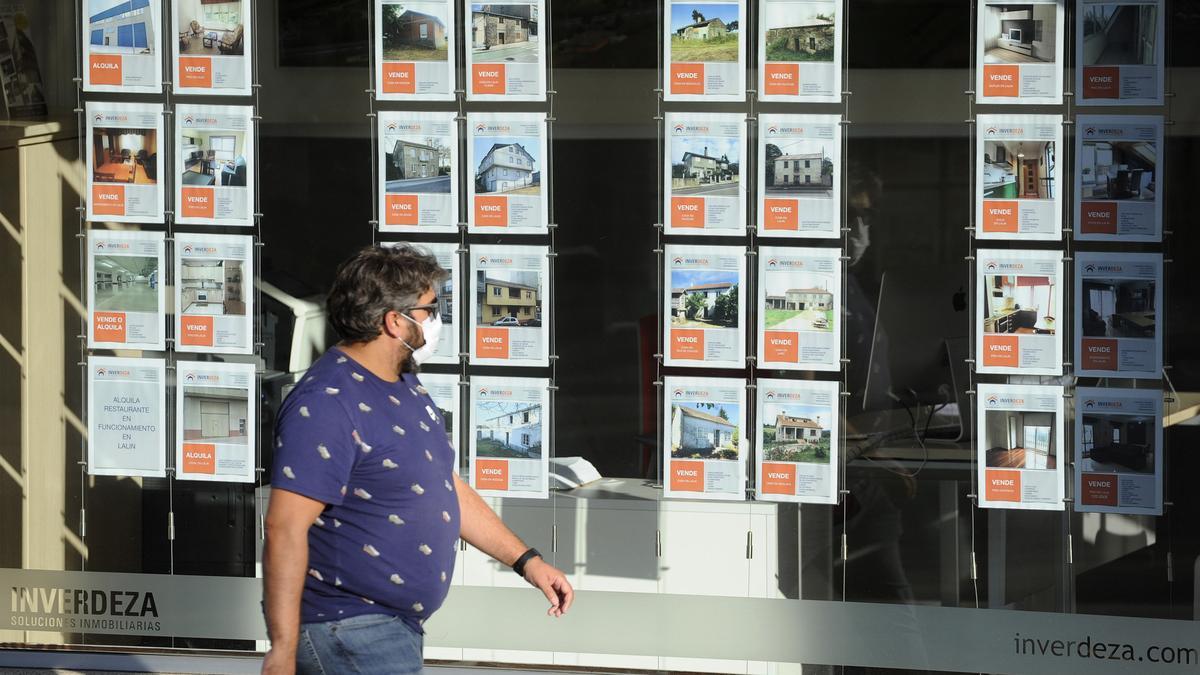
left=279, top=352, right=358, bottom=420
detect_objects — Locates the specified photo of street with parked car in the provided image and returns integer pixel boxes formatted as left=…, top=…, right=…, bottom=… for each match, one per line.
left=671, top=133, right=740, bottom=196
left=476, top=269, right=542, bottom=327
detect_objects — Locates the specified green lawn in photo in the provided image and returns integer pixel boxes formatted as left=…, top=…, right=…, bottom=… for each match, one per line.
left=477, top=436, right=540, bottom=459
left=762, top=438, right=831, bottom=464
left=671, top=34, right=739, bottom=63
left=384, top=45, right=449, bottom=62
left=764, top=308, right=802, bottom=328
left=765, top=37, right=834, bottom=63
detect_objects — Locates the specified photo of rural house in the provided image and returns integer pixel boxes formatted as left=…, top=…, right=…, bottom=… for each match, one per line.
left=670, top=3, right=739, bottom=63
left=671, top=136, right=739, bottom=196
left=760, top=402, right=831, bottom=463
left=764, top=138, right=833, bottom=197
left=1080, top=137, right=1155, bottom=200
left=984, top=408, right=1056, bottom=469
left=92, top=127, right=157, bottom=184
left=178, top=129, right=247, bottom=187
left=983, top=274, right=1056, bottom=335
left=982, top=139, right=1055, bottom=199
left=1080, top=410, right=1154, bottom=474
left=382, top=3, right=448, bottom=61
left=981, top=2, right=1057, bottom=64
left=762, top=272, right=834, bottom=333
left=474, top=136, right=539, bottom=195
left=476, top=401, right=542, bottom=459
left=176, top=0, right=244, bottom=57
left=671, top=401, right=739, bottom=460
left=671, top=270, right=738, bottom=329
left=472, top=4, right=538, bottom=63
left=182, top=385, right=249, bottom=447
left=93, top=255, right=157, bottom=313
left=476, top=270, right=541, bottom=327
left=1082, top=276, right=1155, bottom=339
left=385, top=134, right=452, bottom=194
left=764, top=2, right=835, bottom=62
left=88, top=0, right=155, bottom=55
left=1082, top=3, right=1156, bottom=65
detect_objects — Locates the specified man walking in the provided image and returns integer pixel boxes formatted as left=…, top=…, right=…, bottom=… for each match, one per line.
left=262, top=244, right=573, bottom=674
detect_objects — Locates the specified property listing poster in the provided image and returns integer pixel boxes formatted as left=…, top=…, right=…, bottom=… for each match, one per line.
left=85, top=101, right=165, bottom=224
left=418, top=372, right=461, bottom=466
left=174, top=233, right=254, bottom=355
left=975, top=114, right=1062, bottom=240
left=469, top=245, right=549, bottom=367
left=469, top=376, right=549, bottom=499
left=82, top=0, right=163, bottom=93
left=976, top=248, right=1063, bottom=375
left=757, top=0, right=842, bottom=103
left=1074, top=115, right=1163, bottom=242
left=467, top=112, right=548, bottom=233
left=1075, top=387, right=1163, bottom=516
left=375, top=0, right=456, bottom=101
left=171, top=0, right=252, bottom=96
left=664, top=244, right=746, bottom=369
left=663, top=376, right=747, bottom=501
left=88, top=229, right=166, bottom=351
left=1077, top=0, right=1164, bottom=106
left=88, top=356, right=166, bottom=478
left=976, top=383, right=1065, bottom=511
left=1074, top=251, right=1162, bottom=379
left=757, top=114, right=840, bottom=238
left=391, top=241, right=459, bottom=364
left=465, top=0, right=545, bottom=101
left=757, top=246, right=841, bottom=371
left=379, top=111, right=458, bottom=233
left=174, top=104, right=255, bottom=226
left=175, top=360, right=256, bottom=483
left=975, top=0, right=1064, bottom=105
left=755, top=378, right=839, bottom=504
left=665, top=0, right=746, bottom=101
left=665, top=112, right=745, bottom=234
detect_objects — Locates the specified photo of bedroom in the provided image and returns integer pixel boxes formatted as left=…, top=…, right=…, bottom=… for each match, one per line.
left=1081, top=3, right=1156, bottom=66
left=182, top=384, right=249, bottom=447
left=1082, top=276, right=1155, bottom=338
left=1079, top=137, right=1155, bottom=200
left=93, top=255, right=157, bottom=312
left=983, top=274, right=1056, bottom=335
left=981, top=2, right=1057, bottom=64
left=179, top=130, right=247, bottom=187
left=1080, top=410, right=1154, bottom=475
left=176, top=0, right=244, bottom=56
left=984, top=408, right=1057, bottom=470
left=670, top=401, right=740, bottom=460
left=982, top=139, right=1054, bottom=199
left=91, top=127, right=157, bottom=185
left=179, top=259, right=246, bottom=318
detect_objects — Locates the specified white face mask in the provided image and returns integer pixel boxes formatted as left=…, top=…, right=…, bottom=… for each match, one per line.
left=401, top=312, right=443, bottom=365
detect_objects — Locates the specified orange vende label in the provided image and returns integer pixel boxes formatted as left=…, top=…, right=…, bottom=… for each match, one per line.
left=670, top=460, right=705, bottom=492
left=178, top=56, right=214, bottom=89
left=983, top=334, right=1020, bottom=368
left=763, top=63, right=800, bottom=96
left=1081, top=472, right=1119, bottom=506
left=671, top=197, right=705, bottom=228
left=476, top=327, right=510, bottom=359
left=761, top=462, right=797, bottom=495
left=386, top=194, right=420, bottom=225
left=93, top=311, right=127, bottom=343
left=89, top=54, right=123, bottom=86
left=670, top=63, right=704, bottom=95
left=181, top=187, right=215, bottom=219
left=985, top=469, right=1022, bottom=502
left=1080, top=201, right=1118, bottom=234
left=1082, top=66, right=1119, bottom=99
left=1080, top=338, right=1119, bottom=371
left=670, top=329, right=705, bottom=360
left=475, top=459, right=510, bottom=491
left=763, top=198, right=799, bottom=230
left=474, top=195, right=509, bottom=227
left=183, top=443, right=217, bottom=474
left=91, top=184, right=126, bottom=216
left=180, top=315, right=215, bottom=347
left=763, top=330, right=799, bottom=363
left=982, top=200, right=1018, bottom=233
left=382, top=62, right=416, bottom=94
left=472, top=63, right=506, bottom=95
left=982, top=65, right=1019, bottom=97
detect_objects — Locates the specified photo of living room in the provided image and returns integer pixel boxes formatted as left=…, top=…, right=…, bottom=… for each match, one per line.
left=472, top=4, right=538, bottom=64
left=762, top=271, right=834, bottom=333
left=382, top=2, right=448, bottom=62
left=981, top=2, right=1057, bottom=64
left=759, top=401, right=830, bottom=464
left=179, top=130, right=247, bottom=187
left=984, top=408, right=1057, bottom=470
left=763, top=137, right=833, bottom=198
left=93, top=255, right=157, bottom=312
left=1079, top=137, right=1155, bottom=200
left=672, top=135, right=739, bottom=196
left=474, top=136, right=539, bottom=195
left=763, top=2, right=835, bottom=63
left=91, top=126, right=157, bottom=185
left=982, top=138, right=1055, bottom=199
left=1082, top=276, right=1155, bottom=338
left=179, top=259, right=246, bottom=318
left=176, top=0, right=244, bottom=56
left=386, top=133, right=452, bottom=193
left=476, top=400, right=542, bottom=459
left=476, top=270, right=541, bottom=327
left=671, top=270, right=738, bottom=329
left=182, top=384, right=249, bottom=447
left=670, top=3, right=739, bottom=63
left=1080, top=410, right=1154, bottom=475
left=1082, top=3, right=1156, bottom=65
left=983, top=274, right=1056, bottom=335
left=88, top=0, right=155, bottom=55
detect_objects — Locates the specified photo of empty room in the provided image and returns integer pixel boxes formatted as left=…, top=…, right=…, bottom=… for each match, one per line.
left=88, top=0, right=155, bottom=55
left=176, top=0, right=244, bottom=56
left=92, top=126, right=157, bottom=185
left=764, top=2, right=835, bottom=62
left=386, top=133, right=452, bottom=193
left=1080, top=410, right=1154, bottom=474
left=760, top=402, right=831, bottom=463
left=762, top=272, right=833, bottom=332
left=672, top=135, right=739, bottom=196
left=180, top=260, right=246, bottom=317
left=474, top=136, right=539, bottom=195
left=1082, top=277, right=1155, bottom=338
left=984, top=408, right=1056, bottom=469
left=476, top=270, right=541, bottom=327
left=982, top=138, right=1054, bottom=199
left=671, top=3, right=739, bottom=63
left=1082, top=3, right=1156, bottom=65
left=382, top=3, right=448, bottom=61
left=764, top=138, right=833, bottom=197
left=983, top=275, right=1056, bottom=334
left=1079, top=137, right=1155, bottom=200
left=671, top=401, right=740, bottom=460
left=981, top=3, right=1057, bottom=64
left=94, top=255, right=157, bottom=312
left=476, top=401, right=542, bottom=459
left=182, top=384, right=249, bottom=447
left=472, top=4, right=537, bottom=63
left=671, top=270, right=738, bottom=329
left=179, top=130, right=246, bottom=187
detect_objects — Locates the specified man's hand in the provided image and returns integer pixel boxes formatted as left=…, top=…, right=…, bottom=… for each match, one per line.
left=261, top=646, right=296, bottom=675
left=522, top=557, right=574, bottom=618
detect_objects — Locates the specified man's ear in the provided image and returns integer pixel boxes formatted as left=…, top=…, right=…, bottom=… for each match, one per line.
left=380, top=310, right=404, bottom=339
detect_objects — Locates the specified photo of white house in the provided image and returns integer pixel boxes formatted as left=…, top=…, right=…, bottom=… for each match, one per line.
left=759, top=401, right=831, bottom=463
left=476, top=401, right=542, bottom=459
left=762, top=271, right=834, bottom=333
left=88, top=0, right=155, bottom=54
left=474, top=136, right=539, bottom=195
left=981, top=3, right=1057, bottom=64
left=671, top=135, right=739, bottom=197
left=670, top=269, right=738, bottom=329
left=670, top=401, right=739, bottom=460
left=763, top=137, right=833, bottom=197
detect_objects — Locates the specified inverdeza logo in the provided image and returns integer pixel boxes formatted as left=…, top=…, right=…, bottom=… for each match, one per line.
left=479, top=387, right=513, bottom=398
left=985, top=394, right=1024, bottom=407
left=182, top=244, right=219, bottom=255
left=387, top=122, right=423, bottom=133
left=479, top=255, right=515, bottom=266
left=183, top=372, right=221, bottom=384
left=182, top=115, right=218, bottom=127
left=95, top=366, right=132, bottom=378
left=673, top=388, right=711, bottom=399
left=985, top=261, right=1024, bottom=272
left=985, top=127, right=1024, bottom=136
left=1083, top=399, right=1123, bottom=410
left=672, top=256, right=711, bottom=267
left=95, top=240, right=131, bottom=251
left=766, top=125, right=806, bottom=136
left=766, top=257, right=808, bottom=270
left=673, top=123, right=710, bottom=135
left=8, top=584, right=161, bottom=628
left=764, top=390, right=808, bottom=402
left=476, top=123, right=512, bottom=135
left=1084, top=126, right=1125, bottom=137
left=1083, top=263, right=1124, bottom=274
left=95, top=113, right=131, bottom=124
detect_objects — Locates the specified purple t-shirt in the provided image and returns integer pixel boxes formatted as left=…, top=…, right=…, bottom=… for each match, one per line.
left=271, top=348, right=460, bottom=632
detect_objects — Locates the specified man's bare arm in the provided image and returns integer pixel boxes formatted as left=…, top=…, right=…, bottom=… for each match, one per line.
left=262, top=488, right=326, bottom=674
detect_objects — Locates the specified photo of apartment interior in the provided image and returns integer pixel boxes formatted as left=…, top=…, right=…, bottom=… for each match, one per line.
left=88, top=0, right=155, bottom=54
left=671, top=271, right=738, bottom=328
left=382, top=4, right=448, bottom=61
left=984, top=274, right=1056, bottom=334
left=182, top=386, right=249, bottom=447
left=179, top=130, right=247, bottom=187
left=981, top=3, right=1057, bottom=64
left=1080, top=412, right=1153, bottom=474
left=94, top=255, right=157, bottom=312
left=764, top=140, right=833, bottom=196
left=1082, top=277, right=1155, bottom=338
left=1082, top=3, right=1156, bottom=65
left=671, top=402, right=739, bottom=460
left=180, top=260, right=245, bottom=316
left=985, top=409, right=1056, bottom=470
left=982, top=139, right=1054, bottom=199
left=92, top=128, right=157, bottom=184
left=177, top=0, right=244, bottom=56
left=477, top=271, right=540, bottom=326
left=475, top=139, right=539, bottom=195
left=764, top=3, right=835, bottom=62
left=472, top=4, right=538, bottom=63
left=476, top=402, right=542, bottom=458
left=1080, top=138, right=1155, bottom=200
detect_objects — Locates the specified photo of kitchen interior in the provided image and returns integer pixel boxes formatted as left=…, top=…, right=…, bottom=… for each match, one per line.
left=179, top=259, right=245, bottom=316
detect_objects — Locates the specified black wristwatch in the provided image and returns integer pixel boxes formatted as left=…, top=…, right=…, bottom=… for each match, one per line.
left=512, top=548, right=542, bottom=578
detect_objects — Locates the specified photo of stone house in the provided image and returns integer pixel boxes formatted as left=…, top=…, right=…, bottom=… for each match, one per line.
left=764, top=2, right=836, bottom=62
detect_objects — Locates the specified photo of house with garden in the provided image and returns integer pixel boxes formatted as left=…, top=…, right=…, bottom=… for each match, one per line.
left=763, top=137, right=834, bottom=197
left=476, top=401, right=542, bottom=459
left=759, top=401, right=831, bottom=463
left=670, top=3, right=739, bottom=63
left=381, top=3, right=448, bottom=61
left=762, top=271, right=834, bottom=333
left=670, top=401, right=740, bottom=460
left=764, top=2, right=835, bottom=62
left=670, top=269, right=738, bottom=329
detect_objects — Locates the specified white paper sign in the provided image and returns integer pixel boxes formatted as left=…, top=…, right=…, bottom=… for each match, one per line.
left=175, top=360, right=256, bottom=483
left=664, top=376, right=747, bottom=501
left=469, top=376, right=549, bottom=499
left=171, top=0, right=253, bottom=96
left=82, top=0, right=163, bottom=93
left=1074, top=251, right=1162, bottom=379
left=757, top=0, right=842, bottom=103
left=174, top=233, right=254, bottom=355
left=375, top=0, right=457, bottom=101
left=88, top=229, right=166, bottom=351
left=379, top=111, right=458, bottom=233
left=756, top=378, right=839, bottom=504
left=664, top=244, right=746, bottom=369
left=976, top=114, right=1063, bottom=240
left=1074, top=115, right=1163, bottom=242
left=175, top=104, right=255, bottom=226
left=757, top=246, right=841, bottom=371
left=664, top=0, right=746, bottom=101
left=1075, top=387, right=1163, bottom=516
left=85, top=101, right=165, bottom=224
left=467, top=112, right=548, bottom=233
left=757, top=114, right=841, bottom=238
left=975, top=0, right=1064, bottom=105
left=469, top=245, right=549, bottom=367
left=977, top=383, right=1065, bottom=511
left=976, top=248, right=1063, bottom=375
left=665, top=112, right=746, bottom=235
left=1076, top=0, right=1164, bottom=106
left=465, top=0, right=546, bottom=101
left=88, top=356, right=166, bottom=478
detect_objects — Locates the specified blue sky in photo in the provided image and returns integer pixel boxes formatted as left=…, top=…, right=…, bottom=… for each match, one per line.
left=760, top=403, right=831, bottom=430
left=676, top=401, right=739, bottom=423
left=671, top=269, right=739, bottom=289
left=674, top=135, right=740, bottom=164
left=670, top=3, right=739, bottom=32
left=473, top=137, right=539, bottom=173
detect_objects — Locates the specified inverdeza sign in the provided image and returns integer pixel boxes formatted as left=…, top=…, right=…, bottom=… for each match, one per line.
left=975, top=248, right=1063, bottom=375
left=467, top=112, right=548, bottom=234
left=665, top=0, right=746, bottom=101
left=757, top=246, right=841, bottom=371
left=1074, top=387, right=1163, bottom=516
left=664, top=244, right=746, bottom=369
left=379, top=112, right=459, bottom=233
left=663, top=375, right=747, bottom=501
left=757, top=114, right=841, bottom=238
left=1076, top=0, right=1165, bottom=106
left=375, top=0, right=457, bottom=101
left=755, top=378, right=839, bottom=504
left=665, top=112, right=746, bottom=235
left=469, top=377, right=549, bottom=499
left=88, top=229, right=166, bottom=351
left=469, top=245, right=549, bottom=367
left=174, top=104, right=255, bottom=226
left=975, top=0, right=1064, bottom=105
left=975, top=114, right=1063, bottom=240
left=1074, top=251, right=1162, bottom=379
left=82, top=0, right=163, bottom=93
left=85, top=101, right=165, bottom=224
left=976, top=383, right=1065, bottom=511
left=1074, top=116, right=1163, bottom=242
left=88, top=356, right=167, bottom=478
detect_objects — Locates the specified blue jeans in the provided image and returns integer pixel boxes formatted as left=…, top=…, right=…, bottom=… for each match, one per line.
left=296, top=613, right=424, bottom=674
